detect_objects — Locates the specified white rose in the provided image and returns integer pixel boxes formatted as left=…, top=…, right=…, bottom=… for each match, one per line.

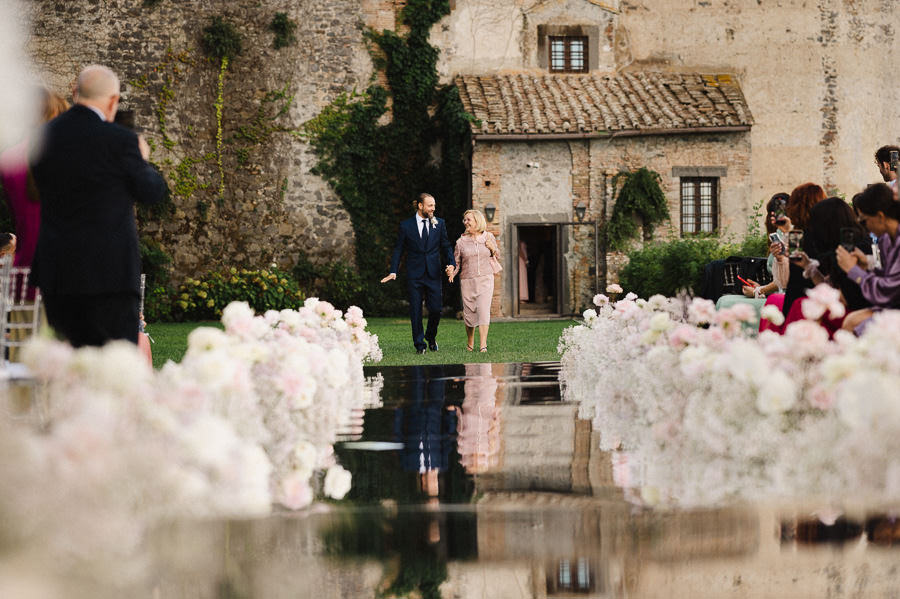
left=582, top=308, right=598, bottom=325
left=593, top=293, right=609, bottom=307
left=648, top=294, right=667, bottom=310
left=606, top=283, right=623, bottom=294
left=292, top=441, right=318, bottom=478
left=760, top=304, right=785, bottom=326
left=756, top=370, right=797, bottom=414
left=186, top=326, right=230, bottom=355
left=648, top=312, right=673, bottom=333
left=323, top=465, right=352, bottom=499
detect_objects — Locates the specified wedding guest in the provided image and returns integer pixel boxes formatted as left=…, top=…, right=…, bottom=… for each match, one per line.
left=772, top=183, right=826, bottom=320
left=0, top=232, right=15, bottom=257
left=0, top=87, right=69, bottom=279
left=779, top=196, right=870, bottom=333
left=716, top=193, right=790, bottom=329
left=30, top=65, right=165, bottom=347
left=837, top=183, right=900, bottom=333
left=449, top=209, right=500, bottom=352
left=518, top=240, right=529, bottom=302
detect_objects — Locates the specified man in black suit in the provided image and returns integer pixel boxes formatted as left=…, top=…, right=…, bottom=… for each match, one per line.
left=381, top=193, right=455, bottom=354
left=30, top=65, right=165, bottom=347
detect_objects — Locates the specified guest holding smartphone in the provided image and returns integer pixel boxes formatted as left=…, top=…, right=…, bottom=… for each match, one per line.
left=837, top=183, right=900, bottom=333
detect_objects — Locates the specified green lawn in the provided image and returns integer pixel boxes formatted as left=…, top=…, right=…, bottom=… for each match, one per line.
left=145, top=317, right=577, bottom=369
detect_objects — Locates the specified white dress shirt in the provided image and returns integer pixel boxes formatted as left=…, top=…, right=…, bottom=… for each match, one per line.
left=416, top=214, right=431, bottom=238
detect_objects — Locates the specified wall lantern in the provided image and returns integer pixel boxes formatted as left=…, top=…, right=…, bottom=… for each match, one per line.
left=575, top=202, right=587, bottom=222
left=484, top=203, right=496, bottom=222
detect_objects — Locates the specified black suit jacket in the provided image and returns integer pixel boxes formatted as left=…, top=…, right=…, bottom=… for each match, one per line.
left=390, top=216, right=455, bottom=280
left=30, top=105, right=165, bottom=296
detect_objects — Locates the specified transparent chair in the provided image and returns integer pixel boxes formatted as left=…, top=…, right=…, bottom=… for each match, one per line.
left=5, top=263, right=43, bottom=365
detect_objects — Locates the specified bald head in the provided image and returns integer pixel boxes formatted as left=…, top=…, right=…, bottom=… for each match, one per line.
left=75, top=65, right=120, bottom=122
left=76, top=65, right=119, bottom=100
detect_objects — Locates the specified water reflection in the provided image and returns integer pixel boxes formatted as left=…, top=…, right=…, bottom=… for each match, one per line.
left=13, top=362, right=900, bottom=597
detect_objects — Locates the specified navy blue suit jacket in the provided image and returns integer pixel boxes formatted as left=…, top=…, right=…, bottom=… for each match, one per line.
left=390, top=216, right=455, bottom=280
left=31, top=105, right=165, bottom=295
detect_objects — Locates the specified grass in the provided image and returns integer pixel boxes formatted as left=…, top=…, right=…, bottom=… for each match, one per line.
left=145, top=317, right=577, bottom=369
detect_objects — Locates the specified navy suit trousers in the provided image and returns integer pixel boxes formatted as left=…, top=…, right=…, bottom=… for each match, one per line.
left=408, top=275, right=442, bottom=350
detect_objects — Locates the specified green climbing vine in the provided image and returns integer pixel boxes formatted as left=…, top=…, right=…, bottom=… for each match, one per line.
left=201, top=16, right=242, bottom=203
left=607, top=167, right=670, bottom=250
left=302, top=0, right=474, bottom=314
left=230, top=84, right=298, bottom=167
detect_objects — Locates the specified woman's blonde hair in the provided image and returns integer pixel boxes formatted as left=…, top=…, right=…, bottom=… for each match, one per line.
left=40, top=88, right=69, bottom=123
left=464, top=209, right=486, bottom=233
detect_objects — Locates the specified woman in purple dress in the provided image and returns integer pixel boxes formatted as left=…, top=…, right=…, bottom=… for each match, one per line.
left=838, top=183, right=900, bottom=333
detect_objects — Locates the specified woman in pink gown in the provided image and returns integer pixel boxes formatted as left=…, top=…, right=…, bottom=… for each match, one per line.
left=449, top=209, right=500, bottom=352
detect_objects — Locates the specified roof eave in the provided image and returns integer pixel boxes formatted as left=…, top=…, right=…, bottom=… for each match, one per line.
left=471, top=125, right=752, bottom=142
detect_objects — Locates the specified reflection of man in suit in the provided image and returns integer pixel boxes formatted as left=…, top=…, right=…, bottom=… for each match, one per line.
left=381, top=193, right=455, bottom=354
left=394, top=366, right=457, bottom=477
left=31, top=65, right=165, bottom=347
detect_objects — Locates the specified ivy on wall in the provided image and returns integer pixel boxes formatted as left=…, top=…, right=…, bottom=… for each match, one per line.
left=302, top=0, right=474, bottom=314
left=269, top=12, right=297, bottom=49
left=201, top=16, right=242, bottom=203
left=606, top=167, right=670, bottom=250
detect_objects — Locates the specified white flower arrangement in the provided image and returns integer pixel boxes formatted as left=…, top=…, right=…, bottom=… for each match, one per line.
left=560, top=283, right=900, bottom=508
left=0, top=298, right=383, bottom=584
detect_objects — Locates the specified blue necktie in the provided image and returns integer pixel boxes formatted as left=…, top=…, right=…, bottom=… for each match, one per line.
left=422, top=220, right=430, bottom=243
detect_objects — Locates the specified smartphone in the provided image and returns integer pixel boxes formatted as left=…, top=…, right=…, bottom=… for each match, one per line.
left=890, top=149, right=899, bottom=172
left=788, top=229, right=803, bottom=259
left=839, top=227, right=856, bottom=251
left=768, top=232, right=785, bottom=254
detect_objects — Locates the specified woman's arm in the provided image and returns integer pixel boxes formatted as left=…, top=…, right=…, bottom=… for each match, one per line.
left=450, top=239, right=462, bottom=281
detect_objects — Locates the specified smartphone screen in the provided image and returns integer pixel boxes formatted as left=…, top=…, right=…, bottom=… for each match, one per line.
left=788, top=230, right=803, bottom=257
left=839, top=227, right=856, bottom=251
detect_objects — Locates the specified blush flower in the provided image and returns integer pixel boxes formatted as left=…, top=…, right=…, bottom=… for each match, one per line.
left=687, top=298, right=716, bottom=324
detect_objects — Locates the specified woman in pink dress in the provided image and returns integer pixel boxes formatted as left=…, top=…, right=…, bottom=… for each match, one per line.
left=449, top=209, right=500, bottom=352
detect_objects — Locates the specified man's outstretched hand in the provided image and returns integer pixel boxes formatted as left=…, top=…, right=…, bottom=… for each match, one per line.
left=380, top=273, right=397, bottom=283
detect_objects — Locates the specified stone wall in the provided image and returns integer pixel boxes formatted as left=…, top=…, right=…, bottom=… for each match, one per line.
left=26, top=0, right=389, bottom=281
left=616, top=0, right=900, bottom=199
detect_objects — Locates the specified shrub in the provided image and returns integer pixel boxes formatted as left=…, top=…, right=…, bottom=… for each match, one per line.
left=146, top=267, right=304, bottom=322
left=618, top=234, right=768, bottom=298
left=292, top=252, right=368, bottom=312
left=201, top=17, right=242, bottom=61
left=269, top=12, right=298, bottom=49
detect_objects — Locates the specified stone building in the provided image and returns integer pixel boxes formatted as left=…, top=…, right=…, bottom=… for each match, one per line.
left=457, top=71, right=753, bottom=315
left=19, top=0, right=900, bottom=312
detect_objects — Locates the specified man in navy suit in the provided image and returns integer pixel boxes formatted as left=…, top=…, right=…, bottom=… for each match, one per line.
left=381, top=193, right=455, bottom=354
left=30, top=65, right=165, bottom=347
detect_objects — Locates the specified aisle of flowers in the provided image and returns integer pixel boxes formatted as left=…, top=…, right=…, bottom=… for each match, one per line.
left=559, top=288, right=900, bottom=509
left=0, top=298, right=381, bottom=590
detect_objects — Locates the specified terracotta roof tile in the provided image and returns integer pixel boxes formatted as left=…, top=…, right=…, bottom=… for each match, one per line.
left=455, top=72, right=754, bottom=136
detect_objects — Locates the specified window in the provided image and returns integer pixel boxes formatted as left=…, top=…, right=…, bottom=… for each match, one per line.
left=549, top=36, right=588, bottom=73
left=537, top=25, right=597, bottom=72
left=546, top=558, right=597, bottom=594
left=681, top=177, right=718, bottom=234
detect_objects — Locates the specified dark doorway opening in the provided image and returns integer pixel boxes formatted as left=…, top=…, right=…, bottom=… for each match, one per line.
left=516, top=225, right=558, bottom=316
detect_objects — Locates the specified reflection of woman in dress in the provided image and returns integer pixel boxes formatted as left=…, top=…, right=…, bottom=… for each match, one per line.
left=453, top=363, right=501, bottom=474
left=449, top=209, right=499, bottom=352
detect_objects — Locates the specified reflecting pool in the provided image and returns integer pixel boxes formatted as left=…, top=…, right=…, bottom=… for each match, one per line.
left=11, top=363, right=900, bottom=598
